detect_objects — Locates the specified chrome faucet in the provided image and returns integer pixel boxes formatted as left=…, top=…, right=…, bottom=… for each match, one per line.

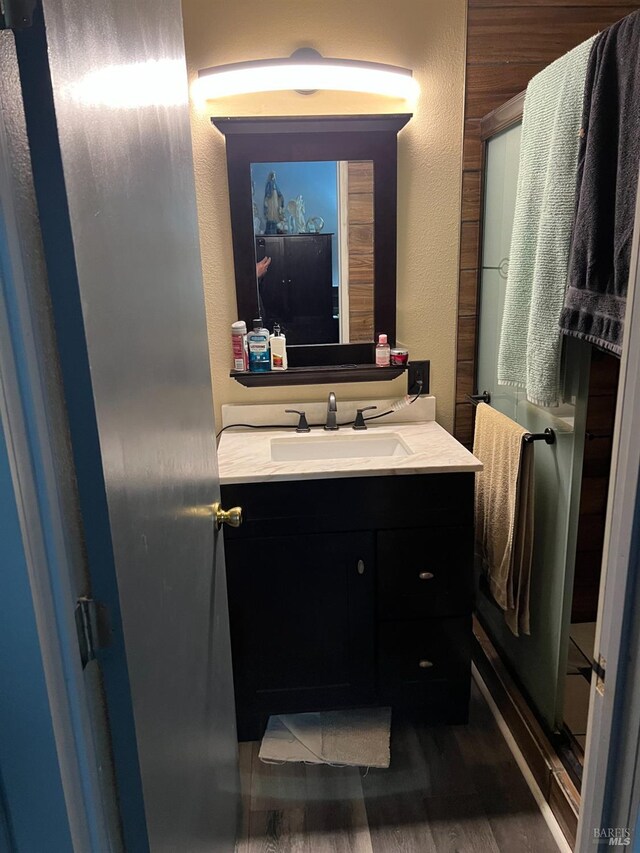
left=325, top=391, right=338, bottom=430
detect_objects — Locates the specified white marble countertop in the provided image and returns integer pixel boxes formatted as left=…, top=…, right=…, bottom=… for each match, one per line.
left=217, top=420, right=482, bottom=485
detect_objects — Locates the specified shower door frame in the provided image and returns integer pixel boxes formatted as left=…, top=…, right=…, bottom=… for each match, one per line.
left=576, top=173, right=640, bottom=851
left=472, top=92, right=640, bottom=851
left=473, top=95, right=592, bottom=735
left=470, top=91, right=586, bottom=845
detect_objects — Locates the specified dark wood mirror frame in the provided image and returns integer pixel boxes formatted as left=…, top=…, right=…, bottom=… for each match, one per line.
left=212, top=114, right=411, bottom=385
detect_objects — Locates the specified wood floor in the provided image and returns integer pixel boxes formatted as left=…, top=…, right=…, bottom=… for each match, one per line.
left=236, top=681, right=561, bottom=852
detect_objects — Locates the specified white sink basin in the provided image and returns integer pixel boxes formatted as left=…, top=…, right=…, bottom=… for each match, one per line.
left=270, top=432, right=412, bottom=462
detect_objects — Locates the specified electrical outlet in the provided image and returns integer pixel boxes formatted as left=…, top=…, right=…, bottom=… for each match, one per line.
left=407, top=360, right=430, bottom=396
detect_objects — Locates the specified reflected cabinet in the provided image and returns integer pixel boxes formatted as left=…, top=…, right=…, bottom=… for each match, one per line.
left=256, top=233, right=338, bottom=344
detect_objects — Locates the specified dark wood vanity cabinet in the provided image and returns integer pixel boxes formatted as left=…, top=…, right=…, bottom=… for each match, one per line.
left=221, top=473, right=474, bottom=740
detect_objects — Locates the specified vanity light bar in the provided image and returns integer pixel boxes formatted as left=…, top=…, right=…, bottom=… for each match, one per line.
left=195, top=50, right=419, bottom=101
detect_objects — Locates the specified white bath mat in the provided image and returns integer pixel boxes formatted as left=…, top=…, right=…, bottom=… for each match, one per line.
left=258, top=707, right=391, bottom=768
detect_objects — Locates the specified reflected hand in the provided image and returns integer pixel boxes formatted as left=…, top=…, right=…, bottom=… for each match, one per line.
left=256, top=256, right=271, bottom=279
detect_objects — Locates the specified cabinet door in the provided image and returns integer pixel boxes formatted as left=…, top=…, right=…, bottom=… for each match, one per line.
left=226, top=531, right=375, bottom=732
left=285, top=235, right=332, bottom=315
left=284, top=235, right=337, bottom=344
left=256, top=236, right=289, bottom=327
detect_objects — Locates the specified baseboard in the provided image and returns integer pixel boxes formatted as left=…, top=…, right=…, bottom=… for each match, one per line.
left=472, top=616, right=580, bottom=849
left=472, top=664, right=572, bottom=853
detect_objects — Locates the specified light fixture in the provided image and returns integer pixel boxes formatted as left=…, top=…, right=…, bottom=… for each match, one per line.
left=195, top=48, right=419, bottom=101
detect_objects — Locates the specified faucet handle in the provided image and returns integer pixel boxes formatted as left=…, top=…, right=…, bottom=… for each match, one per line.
left=353, top=406, right=377, bottom=430
left=285, top=409, right=311, bottom=433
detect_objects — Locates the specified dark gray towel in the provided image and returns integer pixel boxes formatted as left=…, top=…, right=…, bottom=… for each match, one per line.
left=559, top=11, right=640, bottom=357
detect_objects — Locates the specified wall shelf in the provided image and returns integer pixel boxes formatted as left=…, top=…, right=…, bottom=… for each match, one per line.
left=230, top=364, right=406, bottom=388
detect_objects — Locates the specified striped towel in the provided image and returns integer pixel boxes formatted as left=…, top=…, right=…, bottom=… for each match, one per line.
left=497, top=37, right=595, bottom=407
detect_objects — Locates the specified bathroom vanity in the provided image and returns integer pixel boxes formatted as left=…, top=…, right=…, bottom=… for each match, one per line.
left=217, top=402, right=482, bottom=740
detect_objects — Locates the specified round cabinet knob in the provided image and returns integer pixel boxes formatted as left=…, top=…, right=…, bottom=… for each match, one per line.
left=418, top=659, right=434, bottom=669
left=418, top=571, right=434, bottom=580
left=211, top=502, right=243, bottom=530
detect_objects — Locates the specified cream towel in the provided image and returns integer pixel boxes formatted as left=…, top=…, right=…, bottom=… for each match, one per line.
left=473, top=404, right=535, bottom=636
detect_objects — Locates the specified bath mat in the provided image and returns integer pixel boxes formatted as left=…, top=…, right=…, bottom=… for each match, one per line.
left=258, top=707, right=391, bottom=768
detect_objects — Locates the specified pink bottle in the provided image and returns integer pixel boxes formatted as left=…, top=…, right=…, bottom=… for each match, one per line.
left=376, top=333, right=391, bottom=367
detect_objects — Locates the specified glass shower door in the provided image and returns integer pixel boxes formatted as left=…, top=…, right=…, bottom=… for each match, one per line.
left=475, top=122, right=590, bottom=729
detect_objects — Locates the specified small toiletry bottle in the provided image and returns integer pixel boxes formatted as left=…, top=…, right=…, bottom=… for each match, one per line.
left=376, top=333, right=391, bottom=367
left=248, top=318, right=271, bottom=373
left=270, top=323, right=288, bottom=371
left=231, top=320, right=248, bottom=371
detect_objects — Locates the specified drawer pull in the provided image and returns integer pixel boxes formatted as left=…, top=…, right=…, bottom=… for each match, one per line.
left=418, top=571, right=434, bottom=580
left=357, top=560, right=365, bottom=575
left=418, top=659, right=434, bottom=669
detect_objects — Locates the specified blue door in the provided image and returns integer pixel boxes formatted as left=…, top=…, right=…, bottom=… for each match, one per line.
left=0, top=417, right=74, bottom=852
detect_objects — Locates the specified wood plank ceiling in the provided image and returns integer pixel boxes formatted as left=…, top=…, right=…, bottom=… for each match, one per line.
left=454, top=0, right=640, bottom=446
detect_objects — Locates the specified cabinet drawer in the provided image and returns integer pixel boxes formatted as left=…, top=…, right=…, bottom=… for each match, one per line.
left=221, top=473, right=474, bottom=538
left=377, top=618, right=471, bottom=689
left=377, top=528, right=473, bottom=619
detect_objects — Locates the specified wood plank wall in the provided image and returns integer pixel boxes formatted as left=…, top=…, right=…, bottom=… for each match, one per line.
left=571, top=351, right=620, bottom=623
left=347, top=161, right=375, bottom=343
left=454, top=0, right=640, bottom=446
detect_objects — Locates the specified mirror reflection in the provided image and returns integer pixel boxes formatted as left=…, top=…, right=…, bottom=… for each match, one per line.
left=251, top=160, right=375, bottom=346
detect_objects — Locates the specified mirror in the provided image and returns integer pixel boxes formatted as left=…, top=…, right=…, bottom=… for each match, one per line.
left=212, top=114, right=411, bottom=369
left=251, top=159, right=374, bottom=345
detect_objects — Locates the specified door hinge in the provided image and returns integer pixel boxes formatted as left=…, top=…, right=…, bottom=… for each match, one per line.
left=0, top=0, right=36, bottom=30
left=593, top=654, right=606, bottom=696
left=75, top=597, right=111, bottom=668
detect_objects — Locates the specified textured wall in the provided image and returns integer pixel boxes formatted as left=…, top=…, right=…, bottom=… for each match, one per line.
left=182, top=0, right=467, bottom=430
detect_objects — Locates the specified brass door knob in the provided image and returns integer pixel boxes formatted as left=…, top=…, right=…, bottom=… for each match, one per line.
left=211, top=502, right=243, bottom=529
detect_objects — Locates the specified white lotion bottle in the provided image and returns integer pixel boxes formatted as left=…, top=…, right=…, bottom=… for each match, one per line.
left=270, top=323, right=288, bottom=370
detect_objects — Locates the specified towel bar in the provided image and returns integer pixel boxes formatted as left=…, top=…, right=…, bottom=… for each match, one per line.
left=523, top=428, right=555, bottom=445
left=467, top=392, right=556, bottom=446
left=466, top=391, right=491, bottom=405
